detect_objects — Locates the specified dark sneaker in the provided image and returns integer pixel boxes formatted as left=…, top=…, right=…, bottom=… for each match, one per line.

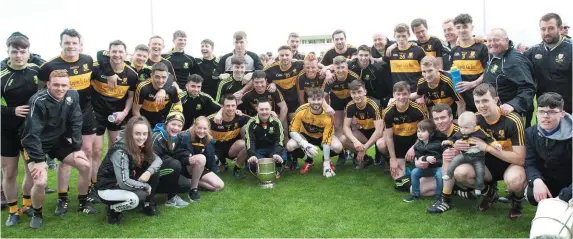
left=45, top=186, right=56, bottom=194
left=19, top=206, right=34, bottom=217
left=403, top=194, right=421, bottom=202
left=188, top=188, right=200, bottom=202
left=5, top=213, right=20, bottom=226
left=233, top=167, right=245, bottom=179
left=336, top=151, right=348, bottom=167
left=508, top=196, right=524, bottom=220
left=29, top=215, right=43, bottom=229
left=87, top=187, right=101, bottom=204
left=105, top=206, right=121, bottom=224
left=78, top=204, right=99, bottom=214
left=54, top=199, right=69, bottom=216
left=356, top=155, right=374, bottom=170
left=478, top=186, right=499, bottom=212
left=453, top=188, right=478, bottom=200
left=427, top=195, right=452, bottom=214
left=143, top=204, right=159, bottom=216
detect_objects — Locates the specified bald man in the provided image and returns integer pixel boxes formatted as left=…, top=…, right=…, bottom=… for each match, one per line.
left=484, top=28, right=536, bottom=126
left=371, top=33, right=395, bottom=62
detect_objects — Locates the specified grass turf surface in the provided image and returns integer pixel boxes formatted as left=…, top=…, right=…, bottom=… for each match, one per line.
left=1, top=142, right=535, bottom=238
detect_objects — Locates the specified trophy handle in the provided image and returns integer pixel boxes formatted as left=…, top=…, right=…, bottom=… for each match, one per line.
left=248, top=160, right=258, bottom=178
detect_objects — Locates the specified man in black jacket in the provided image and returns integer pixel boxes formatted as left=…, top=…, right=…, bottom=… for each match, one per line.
left=20, top=70, right=98, bottom=229
left=245, top=99, right=286, bottom=176
left=525, top=93, right=572, bottom=206
left=484, top=28, right=536, bottom=126
left=524, top=13, right=572, bottom=114
left=217, top=31, right=263, bottom=74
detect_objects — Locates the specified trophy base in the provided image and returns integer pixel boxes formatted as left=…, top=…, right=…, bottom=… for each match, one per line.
left=258, top=181, right=275, bottom=189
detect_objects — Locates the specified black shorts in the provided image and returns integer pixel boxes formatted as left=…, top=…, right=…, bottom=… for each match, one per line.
left=81, top=103, right=96, bottom=135
left=24, top=137, right=76, bottom=164
left=485, top=157, right=510, bottom=182
left=394, top=144, right=410, bottom=159
left=1, top=128, right=22, bottom=157
left=359, top=128, right=375, bottom=140
left=301, top=133, right=323, bottom=146
left=214, top=141, right=233, bottom=162
left=331, top=97, right=352, bottom=111
left=94, top=108, right=126, bottom=136
left=285, top=98, right=300, bottom=114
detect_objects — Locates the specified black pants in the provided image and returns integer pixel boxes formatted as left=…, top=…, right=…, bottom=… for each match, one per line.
left=526, top=178, right=571, bottom=206
left=157, top=159, right=191, bottom=198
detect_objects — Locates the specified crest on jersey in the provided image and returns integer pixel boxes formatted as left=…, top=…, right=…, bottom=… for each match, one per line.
left=285, top=73, right=291, bottom=78
left=269, top=127, right=274, bottom=134
left=427, top=45, right=432, bottom=51
left=83, top=64, right=89, bottom=72
left=184, top=62, right=189, bottom=69
left=470, top=51, right=476, bottom=58
left=535, top=54, right=543, bottom=59
left=556, top=54, right=564, bottom=63
left=498, top=130, right=505, bottom=139
left=408, top=52, right=413, bottom=58
left=196, top=104, right=202, bottom=110
left=34, top=76, right=38, bottom=84
left=293, top=69, right=297, bottom=74
left=65, top=96, right=73, bottom=105
left=461, top=52, right=467, bottom=59
left=365, top=75, right=370, bottom=81
left=490, top=64, right=498, bottom=73
left=122, top=77, right=127, bottom=85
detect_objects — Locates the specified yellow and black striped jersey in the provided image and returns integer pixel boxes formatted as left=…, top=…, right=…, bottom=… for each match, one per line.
left=324, top=71, right=360, bottom=101
left=207, top=113, right=251, bottom=142
left=319, top=44, right=358, bottom=66
left=415, top=71, right=462, bottom=115
left=382, top=100, right=428, bottom=146
left=417, top=36, right=445, bottom=58
left=345, top=97, right=382, bottom=131
left=241, top=89, right=285, bottom=117
left=91, top=63, right=139, bottom=113
left=297, top=71, right=325, bottom=101
left=290, top=103, right=334, bottom=145
left=264, top=61, right=304, bottom=103
left=388, top=44, right=426, bottom=91
left=134, top=80, right=180, bottom=125
left=450, top=41, right=488, bottom=82
left=476, top=108, right=525, bottom=152
left=215, top=77, right=243, bottom=103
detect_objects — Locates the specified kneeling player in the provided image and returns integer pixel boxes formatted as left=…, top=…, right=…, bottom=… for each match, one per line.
left=286, top=88, right=342, bottom=177
left=339, top=80, right=383, bottom=169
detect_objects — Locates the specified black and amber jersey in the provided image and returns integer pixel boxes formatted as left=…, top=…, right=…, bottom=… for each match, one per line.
left=146, top=58, right=176, bottom=81
left=241, top=89, right=285, bottom=117
left=179, top=91, right=221, bottom=129
left=345, top=98, right=382, bottom=131
left=450, top=41, right=488, bottom=83
left=264, top=61, right=304, bottom=103
left=319, top=45, right=358, bottom=66
left=476, top=109, right=525, bottom=155
left=195, top=57, right=221, bottom=97
left=416, top=71, right=461, bottom=111
left=91, top=63, right=139, bottom=113
left=388, top=44, right=426, bottom=91
left=290, top=103, right=334, bottom=145
left=417, top=36, right=445, bottom=58
left=164, top=50, right=199, bottom=89
left=1, top=63, right=39, bottom=129
left=39, top=54, right=98, bottom=109
left=215, top=77, right=243, bottom=103
left=324, top=71, right=360, bottom=101
left=207, top=113, right=251, bottom=143
left=134, top=80, right=180, bottom=125
left=297, top=71, right=325, bottom=96
left=383, top=100, right=428, bottom=146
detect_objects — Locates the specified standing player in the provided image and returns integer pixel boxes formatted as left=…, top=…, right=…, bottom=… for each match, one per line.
left=411, top=18, right=446, bottom=70
left=90, top=40, right=139, bottom=203
left=21, top=70, right=98, bottom=228
left=164, top=30, right=200, bottom=89
left=450, top=14, right=488, bottom=112
left=195, top=39, right=222, bottom=97
left=387, top=24, right=426, bottom=92
left=339, top=81, right=383, bottom=168
left=148, top=35, right=177, bottom=81
left=320, top=30, right=358, bottom=67
left=411, top=56, right=465, bottom=116
left=133, top=63, right=181, bottom=128
left=38, top=29, right=114, bottom=216
left=348, top=45, right=389, bottom=105
left=297, top=53, right=329, bottom=105
left=215, top=56, right=248, bottom=103
left=218, top=31, right=263, bottom=74
left=1, top=36, right=39, bottom=225
left=378, top=81, right=428, bottom=190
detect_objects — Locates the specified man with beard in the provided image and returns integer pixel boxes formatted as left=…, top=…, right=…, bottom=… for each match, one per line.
left=240, top=70, right=287, bottom=133
left=320, top=29, right=358, bottom=67
left=524, top=13, right=572, bottom=113
left=286, top=88, right=341, bottom=176
left=180, top=74, right=221, bottom=129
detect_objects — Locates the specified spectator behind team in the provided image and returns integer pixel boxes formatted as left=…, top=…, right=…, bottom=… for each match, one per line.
left=524, top=92, right=572, bottom=206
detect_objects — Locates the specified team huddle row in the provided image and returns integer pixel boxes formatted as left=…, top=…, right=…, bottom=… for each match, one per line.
left=1, top=11, right=571, bottom=228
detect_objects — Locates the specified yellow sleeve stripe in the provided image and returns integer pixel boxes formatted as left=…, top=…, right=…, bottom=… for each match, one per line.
left=381, top=102, right=396, bottom=117
left=347, top=71, right=360, bottom=79
left=134, top=80, right=151, bottom=104
left=244, top=119, right=255, bottom=150
left=366, top=99, right=382, bottom=119
left=410, top=102, right=428, bottom=119
left=505, top=113, right=525, bottom=145
left=216, top=79, right=232, bottom=102
left=417, top=77, right=426, bottom=85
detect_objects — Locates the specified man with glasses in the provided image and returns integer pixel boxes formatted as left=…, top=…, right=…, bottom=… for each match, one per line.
left=524, top=92, right=572, bottom=206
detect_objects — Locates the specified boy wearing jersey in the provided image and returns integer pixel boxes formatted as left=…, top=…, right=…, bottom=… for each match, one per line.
left=339, top=81, right=384, bottom=169
left=387, top=24, right=426, bottom=92
left=324, top=56, right=360, bottom=137
left=216, top=55, right=247, bottom=103
left=411, top=56, right=465, bottom=116
left=286, top=88, right=342, bottom=177
left=265, top=45, right=305, bottom=119
left=378, top=81, right=428, bottom=188
left=179, top=74, right=221, bottom=129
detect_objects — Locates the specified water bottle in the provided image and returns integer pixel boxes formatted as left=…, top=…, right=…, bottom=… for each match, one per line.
left=450, top=66, right=462, bottom=93
left=108, top=113, right=117, bottom=123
